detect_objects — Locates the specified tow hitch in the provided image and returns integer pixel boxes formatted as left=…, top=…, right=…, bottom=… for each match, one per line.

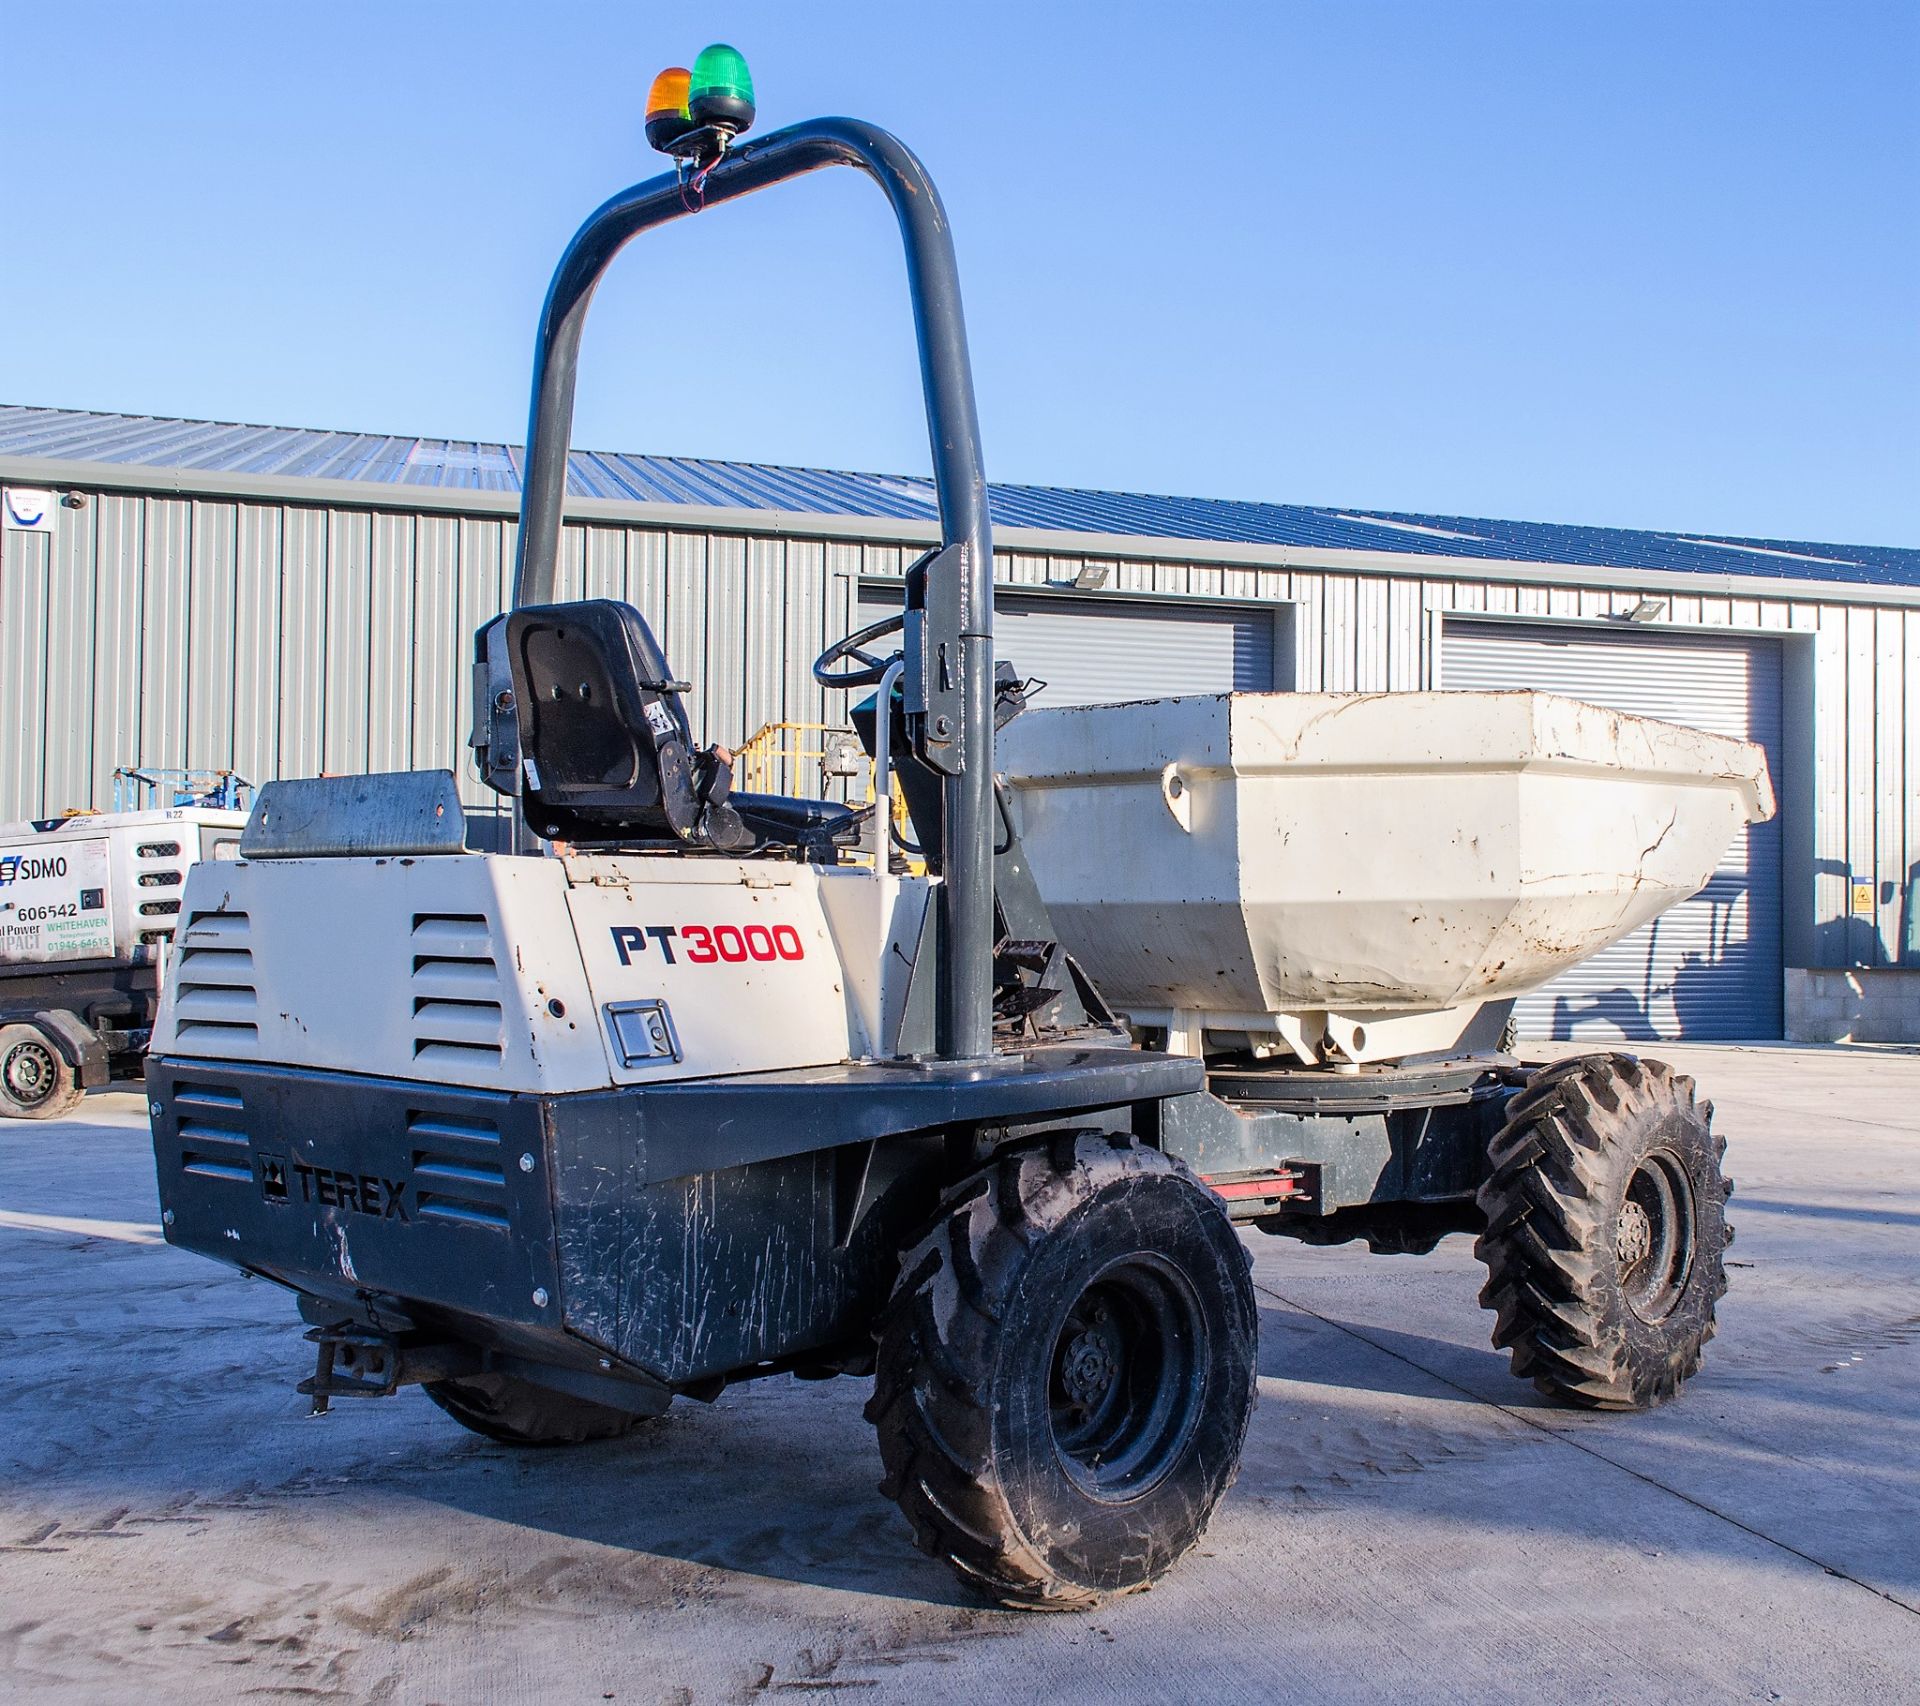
left=298, top=1325, right=481, bottom=1415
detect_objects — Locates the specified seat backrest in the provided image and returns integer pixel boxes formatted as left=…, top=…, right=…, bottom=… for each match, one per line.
left=504, top=600, right=704, bottom=843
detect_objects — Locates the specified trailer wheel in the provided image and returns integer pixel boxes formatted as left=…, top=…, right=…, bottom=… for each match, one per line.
left=1475, top=1052, right=1729, bottom=1410
left=867, top=1133, right=1258, bottom=1611
left=0, top=1023, right=84, bottom=1120
left=423, top=1372, right=649, bottom=1446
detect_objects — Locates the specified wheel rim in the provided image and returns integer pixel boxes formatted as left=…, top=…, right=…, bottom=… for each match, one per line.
left=1048, top=1253, right=1205, bottom=1500
left=1617, top=1148, right=1696, bottom=1323
left=2, top=1037, right=58, bottom=1108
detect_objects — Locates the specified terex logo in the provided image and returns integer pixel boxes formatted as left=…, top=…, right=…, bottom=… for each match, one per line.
left=258, top=1152, right=408, bottom=1220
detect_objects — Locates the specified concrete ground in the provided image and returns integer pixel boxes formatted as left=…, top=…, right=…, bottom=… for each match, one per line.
left=2, top=1045, right=1917, bottom=1704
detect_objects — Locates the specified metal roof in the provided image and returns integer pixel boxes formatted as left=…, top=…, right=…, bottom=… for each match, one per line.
left=2, top=404, right=1912, bottom=587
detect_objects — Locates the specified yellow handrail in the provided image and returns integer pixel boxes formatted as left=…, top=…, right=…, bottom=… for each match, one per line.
left=732, top=720, right=918, bottom=869
left=733, top=720, right=851, bottom=797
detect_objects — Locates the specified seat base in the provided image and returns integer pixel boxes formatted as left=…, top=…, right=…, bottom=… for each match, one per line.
left=554, top=792, right=866, bottom=860
left=731, top=792, right=864, bottom=845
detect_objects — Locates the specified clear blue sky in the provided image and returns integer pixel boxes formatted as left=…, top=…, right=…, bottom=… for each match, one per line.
left=3, top=2, right=1915, bottom=545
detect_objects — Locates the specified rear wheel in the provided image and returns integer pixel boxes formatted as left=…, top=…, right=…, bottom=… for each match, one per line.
left=423, top=1372, right=650, bottom=1446
left=868, top=1133, right=1258, bottom=1610
left=0, top=1023, right=83, bottom=1121
left=1475, top=1052, right=1730, bottom=1410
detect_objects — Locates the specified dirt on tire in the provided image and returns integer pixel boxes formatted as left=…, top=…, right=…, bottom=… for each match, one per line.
left=867, top=1132, right=1258, bottom=1611
left=1475, top=1051, right=1730, bottom=1409
left=0, top=1023, right=85, bottom=1122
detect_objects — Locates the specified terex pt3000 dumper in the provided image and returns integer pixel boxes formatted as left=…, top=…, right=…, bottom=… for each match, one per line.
left=147, top=61, right=1773, bottom=1610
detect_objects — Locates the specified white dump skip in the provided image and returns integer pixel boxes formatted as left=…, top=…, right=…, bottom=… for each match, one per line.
left=999, top=692, right=1776, bottom=1064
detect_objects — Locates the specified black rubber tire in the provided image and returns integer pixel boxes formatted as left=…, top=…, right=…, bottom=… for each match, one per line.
left=1475, top=1051, right=1731, bottom=1410
left=422, top=1372, right=649, bottom=1446
left=866, top=1133, right=1259, bottom=1611
left=0, top=1023, right=84, bottom=1121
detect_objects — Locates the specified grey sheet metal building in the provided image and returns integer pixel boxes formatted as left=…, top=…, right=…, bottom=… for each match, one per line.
left=3, top=403, right=1917, bottom=1045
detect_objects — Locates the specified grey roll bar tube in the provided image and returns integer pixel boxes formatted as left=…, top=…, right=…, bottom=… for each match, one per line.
left=509, top=118, right=996, bottom=1064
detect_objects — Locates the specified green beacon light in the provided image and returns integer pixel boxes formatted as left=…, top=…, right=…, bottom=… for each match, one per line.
left=688, top=43, right=755, bottom=137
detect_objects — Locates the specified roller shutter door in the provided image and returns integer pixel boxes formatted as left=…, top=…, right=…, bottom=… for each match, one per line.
left=1443, top=621, right=1783, bottom=1041
left=860, top=588, right=1276, bottom=707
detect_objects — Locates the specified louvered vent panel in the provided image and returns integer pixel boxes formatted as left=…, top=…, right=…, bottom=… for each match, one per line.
left=407, top=1111, right=510, bottom=1230
left=410, top=914, right=504, bottom=1065
left=136, top=839, right=190, bottom=949
left=175, top=912, right=259, bottom=1045
left=173, top=1080, right=252, bottom=1182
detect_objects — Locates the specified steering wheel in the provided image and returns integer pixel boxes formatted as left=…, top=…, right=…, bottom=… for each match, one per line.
left=813, top=611, right=905, bottom=689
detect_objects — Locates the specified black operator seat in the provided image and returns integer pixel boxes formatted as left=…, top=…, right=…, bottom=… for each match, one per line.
left=504, top=599, right=862, bottom=855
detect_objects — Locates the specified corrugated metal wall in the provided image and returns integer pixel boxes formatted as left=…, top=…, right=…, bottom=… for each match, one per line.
left=3, top=483, right=1915, bottom=970
left=859, top=586, right=1280, bottom=704
left=0, top=493, right=864, bottom=830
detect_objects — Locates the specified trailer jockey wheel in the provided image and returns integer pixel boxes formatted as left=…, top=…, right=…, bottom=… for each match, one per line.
left=1475, top=1052, right=1731, bottom=1410
left=867, top=1133, right=1258, bottom=1610
left=0, top=1023, right=83, bottom=1121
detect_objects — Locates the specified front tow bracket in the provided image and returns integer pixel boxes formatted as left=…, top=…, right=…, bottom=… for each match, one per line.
left=298, top=1326, right=481, bottom=1416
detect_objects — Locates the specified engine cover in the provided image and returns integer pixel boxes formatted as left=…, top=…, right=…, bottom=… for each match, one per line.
left=153, top=850, right=860, bottom=1092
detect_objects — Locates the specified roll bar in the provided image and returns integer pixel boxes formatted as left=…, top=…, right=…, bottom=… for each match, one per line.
left=509, top=118, right=996, bottom=1063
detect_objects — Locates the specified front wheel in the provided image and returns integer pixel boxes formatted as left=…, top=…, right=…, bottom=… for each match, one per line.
left=0, top=1023, right=83, bottom=1121
left=1475, top=1052, right=1730, bottom=1410
left=867, top=1134, right=1258, bottom=1611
